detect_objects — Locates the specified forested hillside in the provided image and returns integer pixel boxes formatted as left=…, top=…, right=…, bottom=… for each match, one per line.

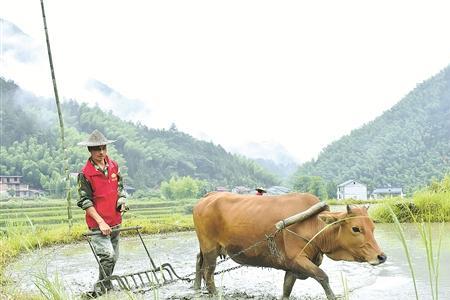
left=293, top=65, right=450, bottom=194
left=0, top=78, right=278, bottom=195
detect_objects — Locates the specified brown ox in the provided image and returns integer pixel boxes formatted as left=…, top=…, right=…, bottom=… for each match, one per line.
left=193, top=192, right=386, bottom=300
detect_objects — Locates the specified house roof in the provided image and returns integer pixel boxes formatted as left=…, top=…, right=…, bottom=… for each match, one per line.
left=338, top=180, right=366, bottom=187
left=0, top=175, right=22, bottom=178
left=267, top=186, right=291, bottom=195
left=216, top=186, right=229, bottom=191
left=372, top=188, right=403, bottom=194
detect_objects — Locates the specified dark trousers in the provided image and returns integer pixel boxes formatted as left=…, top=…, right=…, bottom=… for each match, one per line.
left=90, top=227, right=120, bottom=292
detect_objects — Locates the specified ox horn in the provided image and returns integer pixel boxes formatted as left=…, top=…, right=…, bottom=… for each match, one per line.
left=346, top=204, right=352, bottom=214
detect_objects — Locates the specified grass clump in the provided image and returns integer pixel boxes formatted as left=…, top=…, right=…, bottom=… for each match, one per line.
left=387, top=203, right=445, bottom=300
left=370, top=193, right=450, bottom=223
left=325, top=198, right=381, bottom=205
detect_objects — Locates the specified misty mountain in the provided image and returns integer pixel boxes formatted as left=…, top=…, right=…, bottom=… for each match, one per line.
left=254, top=158, right=298, bottom=180
left=293, top=65, right=450, bottom=194
left=1, top=19, right=292, bottom=166
left=1, top=18, right=43, bottom=63
left=85, top=79, right=151, bottom=120
left=0, top=78, right=278, bottom=192
left=228, top=142, right=299, bottom=179
left=1, top=18, right=154, bottom=127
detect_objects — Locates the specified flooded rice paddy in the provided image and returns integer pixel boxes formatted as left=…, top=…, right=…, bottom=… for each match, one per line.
left=5, top=223, right=450, bottom=299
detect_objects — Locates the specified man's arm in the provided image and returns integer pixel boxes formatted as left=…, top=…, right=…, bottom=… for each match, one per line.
left=117, top=169, right=127, bottom=212
left=77, top=173, right=93, bottom=209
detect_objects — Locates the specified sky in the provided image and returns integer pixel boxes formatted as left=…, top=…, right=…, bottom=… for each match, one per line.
left=2, top=0, right=450, bottom=163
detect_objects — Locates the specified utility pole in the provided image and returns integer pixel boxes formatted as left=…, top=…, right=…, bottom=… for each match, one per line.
left=40, top=0, right=73, bottom=228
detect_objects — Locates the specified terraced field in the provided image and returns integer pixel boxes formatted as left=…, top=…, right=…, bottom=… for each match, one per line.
left=0, top=198, right=196, bottom=230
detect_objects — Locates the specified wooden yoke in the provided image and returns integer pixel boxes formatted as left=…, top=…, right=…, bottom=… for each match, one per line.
left=275, top=202, right=329, bottom=230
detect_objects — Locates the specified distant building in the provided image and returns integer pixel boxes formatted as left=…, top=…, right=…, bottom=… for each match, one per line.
left=337, top=180, right=367, bottom=200
left=215, top=186, right=229, bottom=192
left=124, top=185, right=136, bottom=196
left=0, top=175, right=44, bottom=198
left=371, top=187, right=404, bottom=199
left=232, top=186, right=251, bottom=194
left=267, top=186, right=291, bottom=195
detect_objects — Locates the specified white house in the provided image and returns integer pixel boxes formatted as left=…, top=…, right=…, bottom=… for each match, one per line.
left=337, top=180, right=367, bottom=200
left=0, top=175, right=44, bottom=198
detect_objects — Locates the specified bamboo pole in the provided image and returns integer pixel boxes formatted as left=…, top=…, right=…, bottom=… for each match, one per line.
left=40, top=0, right=73, bottom=228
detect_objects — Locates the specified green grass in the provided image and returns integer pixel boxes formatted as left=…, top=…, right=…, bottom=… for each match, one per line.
left=370, top=193, right=450, bottom=223
left=325, top=198, right=383, bottom=205
left=33, top=271, right=71, bottom=300
left=387, top=203, right=445, bottom=300
left=0, top=198, right=197, bottom=230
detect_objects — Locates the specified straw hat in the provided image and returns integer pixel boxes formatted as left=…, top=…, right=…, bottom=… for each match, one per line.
left=256, top=187, right=267, bottom=193
left=77, top=129, right=116, bottom=146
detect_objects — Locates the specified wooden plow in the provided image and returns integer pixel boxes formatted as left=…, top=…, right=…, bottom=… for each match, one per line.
left=83, top=226, right=188, bottom=295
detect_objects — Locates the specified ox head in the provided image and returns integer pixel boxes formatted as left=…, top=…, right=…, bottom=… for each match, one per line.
left=319, top=205, right=386, bottom=265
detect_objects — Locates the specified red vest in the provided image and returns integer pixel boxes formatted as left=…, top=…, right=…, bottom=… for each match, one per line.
left=82, top=156, right=121, bottom=229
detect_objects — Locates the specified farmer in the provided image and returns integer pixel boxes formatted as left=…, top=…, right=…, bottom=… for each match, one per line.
left=255, top=187, right=267, bottom=196
left=77, top=129, right=126, bottom=297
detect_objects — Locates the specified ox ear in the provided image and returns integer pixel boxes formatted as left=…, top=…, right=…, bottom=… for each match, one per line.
left=319, top=212, right=339, bottom=225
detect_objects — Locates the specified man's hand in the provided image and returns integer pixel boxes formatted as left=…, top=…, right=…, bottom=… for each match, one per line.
left=86, top=207, right=111, bottom=235
left=118, top=203, right=129, bottom=214
left=98, top=220, right=112, bottom=235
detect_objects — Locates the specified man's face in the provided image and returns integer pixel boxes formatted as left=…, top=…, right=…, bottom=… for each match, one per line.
left=89, top=145, right=107, bottom=164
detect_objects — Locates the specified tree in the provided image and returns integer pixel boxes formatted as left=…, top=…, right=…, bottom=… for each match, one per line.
left=160, top=176, right=208, bottom=200
left=291, top=175, right=328, bottom=200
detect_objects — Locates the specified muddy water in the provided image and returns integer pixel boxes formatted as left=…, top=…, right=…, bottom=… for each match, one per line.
left=5, top=223, right=450, bottom=299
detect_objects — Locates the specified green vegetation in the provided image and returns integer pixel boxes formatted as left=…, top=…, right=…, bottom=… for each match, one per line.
left=325, top=198, right=380, bottom=205
left=292, top=65, right=450, bottom=194
left=290, top=175, right=330, bottom=200
left=387, top=203, right=445, bottom=300
left=0, top=198, right=195, bottom=229
left=370, top=175, right=450, bottom=223
left=160, top=176, right=209, bottom=200
left=0, top=78, right=278, bottom=197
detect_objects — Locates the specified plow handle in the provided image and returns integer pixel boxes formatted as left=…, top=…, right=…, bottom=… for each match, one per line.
left=83, top=226, right=143, bottom=236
